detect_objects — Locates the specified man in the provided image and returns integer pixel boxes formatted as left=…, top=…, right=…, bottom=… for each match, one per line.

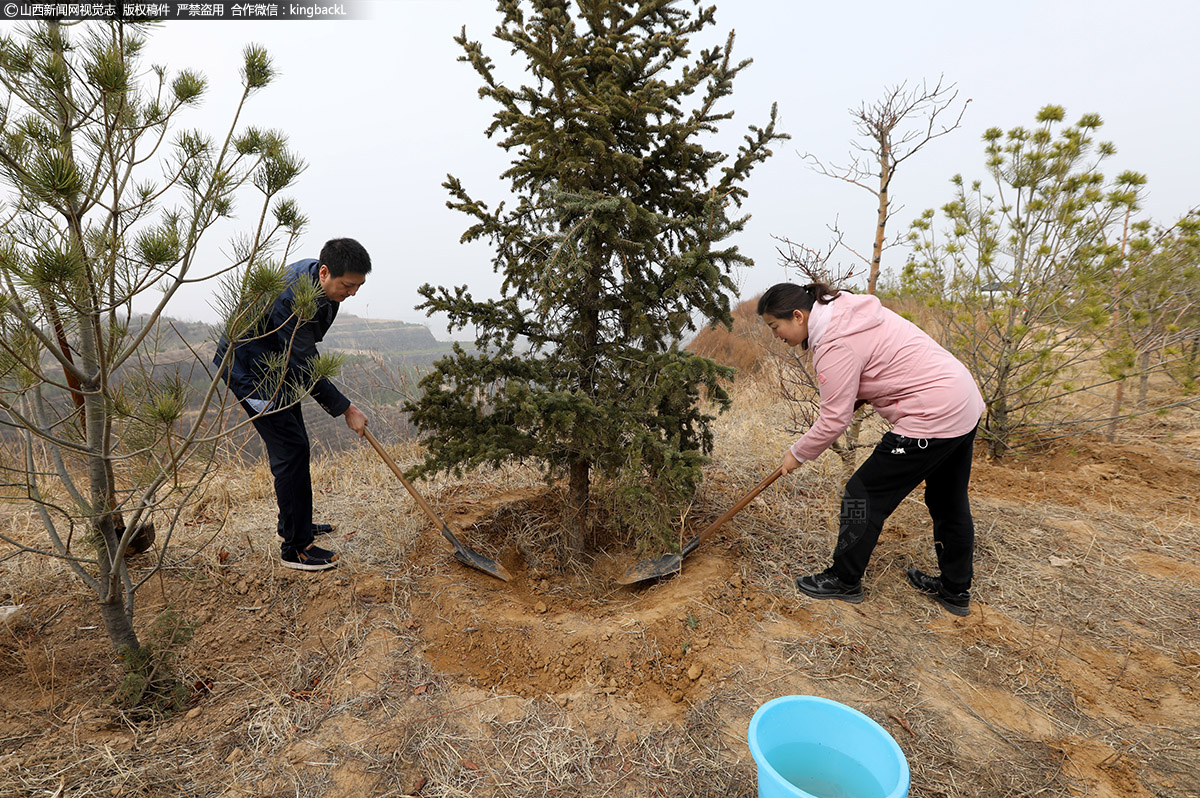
left=216, top=238, right=371, bottom=571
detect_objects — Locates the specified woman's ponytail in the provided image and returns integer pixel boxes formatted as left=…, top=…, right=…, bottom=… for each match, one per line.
left=756, top=282, right=841, bottom=317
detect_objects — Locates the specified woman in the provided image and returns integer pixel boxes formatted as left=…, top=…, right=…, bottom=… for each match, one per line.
left=759, top=282, right=985, bottom=616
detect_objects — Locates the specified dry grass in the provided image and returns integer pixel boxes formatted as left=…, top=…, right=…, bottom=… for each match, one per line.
left=3, top=334, right=1200, bottom=797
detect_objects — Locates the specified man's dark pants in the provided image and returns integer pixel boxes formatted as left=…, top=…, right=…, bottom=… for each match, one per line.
left=242, top=400, right=314, bottom=554
left=828, top=426, right=978, bottom=593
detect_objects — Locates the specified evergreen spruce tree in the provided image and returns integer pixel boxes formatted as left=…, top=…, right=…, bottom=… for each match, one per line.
left=406, top=0, right=784, bottom=555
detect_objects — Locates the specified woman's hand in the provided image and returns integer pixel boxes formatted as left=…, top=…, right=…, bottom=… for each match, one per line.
left=781, top=449, right=802, bottom=475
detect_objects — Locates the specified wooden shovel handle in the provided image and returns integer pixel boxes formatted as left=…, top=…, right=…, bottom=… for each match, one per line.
left=363, top=428, right=445, bottom=530
left=683, top=466, right=786, bottom=556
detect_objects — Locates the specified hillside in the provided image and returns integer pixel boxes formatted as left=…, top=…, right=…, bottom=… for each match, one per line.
left=1, top=310, right=1198, bottom=797
left=128, top=312, right=455, bottom=365
left=20, top=313, right=461, bottom=456
left=320, top=314, right=452, bottom=362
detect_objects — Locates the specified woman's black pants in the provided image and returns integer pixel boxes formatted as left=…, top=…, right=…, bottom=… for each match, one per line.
left=828, top=425, right=978, bottom=593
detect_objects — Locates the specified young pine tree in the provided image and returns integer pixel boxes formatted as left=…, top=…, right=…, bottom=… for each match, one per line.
left=0, top=22, right=306, bottom=666
left=406, top=1, right=784, bottom=556
left=904, top=106, right=1147, bottom=456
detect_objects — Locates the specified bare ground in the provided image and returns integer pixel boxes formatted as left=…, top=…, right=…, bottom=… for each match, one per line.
left=2, top=378, right=1198, bottom=797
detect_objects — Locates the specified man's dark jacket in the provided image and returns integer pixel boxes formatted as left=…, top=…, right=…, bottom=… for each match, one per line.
left=214, top=259, right=351, bottom=417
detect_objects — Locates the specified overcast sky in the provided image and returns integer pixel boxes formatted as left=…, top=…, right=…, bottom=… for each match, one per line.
left=95, top=0, right=1200, bottom=336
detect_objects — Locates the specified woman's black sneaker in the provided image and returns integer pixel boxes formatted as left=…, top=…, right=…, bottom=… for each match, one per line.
left=795, top=571, right=864, bottom=604
left=277, top=523, right=336, bottom=544
left=906, top=568, right=970, bottom=616
left=281, top=543, right=339, bottom=571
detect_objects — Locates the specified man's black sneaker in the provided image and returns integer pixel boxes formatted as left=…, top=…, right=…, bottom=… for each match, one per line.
left=795, top=571, right=865, bottom=604
left=281, top=543, right=339, bottom=572
left=906, top=568, right=970, bottom=617
left=277, top=523, right=336, bottom=544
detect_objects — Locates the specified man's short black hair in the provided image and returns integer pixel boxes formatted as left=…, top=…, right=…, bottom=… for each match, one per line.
left=320, top=238, right=372, bottom=277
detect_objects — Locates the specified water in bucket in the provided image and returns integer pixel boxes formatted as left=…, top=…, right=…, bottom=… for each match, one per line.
left=765, top=742, right=885, bottom=798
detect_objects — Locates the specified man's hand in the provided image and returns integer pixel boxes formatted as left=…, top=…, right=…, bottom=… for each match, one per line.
left=344, top=403, right=368, bottom=437
left=781, top=449, right=802, bottom=475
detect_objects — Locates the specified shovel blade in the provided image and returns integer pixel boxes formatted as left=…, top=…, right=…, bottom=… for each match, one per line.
left=441, top=523, right=511, bottom=582
left=364, top=429, right=512, bottom=583
left=451, top=547, right=512, bottom=582
left=616, top=553, right=684, bottom=585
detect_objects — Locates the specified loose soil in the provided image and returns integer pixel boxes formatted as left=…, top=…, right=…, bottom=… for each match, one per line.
left=2, top=405, right=1198, bottom=797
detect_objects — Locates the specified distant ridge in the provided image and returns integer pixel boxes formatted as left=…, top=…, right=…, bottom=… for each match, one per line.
left=126, top=312, right=455, bottom=364
left=321, top=313, right=443, bottom=355
left=76, top=313, right=462, bottom=456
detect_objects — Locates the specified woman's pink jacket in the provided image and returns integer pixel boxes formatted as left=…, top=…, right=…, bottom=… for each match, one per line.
left=790, top=292, right=985, bottom=463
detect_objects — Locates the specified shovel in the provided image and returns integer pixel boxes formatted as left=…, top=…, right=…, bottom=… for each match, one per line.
left=364, top=428, right=512, bottom=582
left=616, top=466, right=785, bottom=585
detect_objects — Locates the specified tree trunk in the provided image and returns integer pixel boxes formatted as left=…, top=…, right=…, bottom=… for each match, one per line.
left=100, top=602, right=139, bottom=653
left=1137, top=350, right=1151, bottom=406
left=98, top=541, right=140, bottom=653
left=80, top=308, right=142, bottom=653
left=868, top=140, right=891, bottom=296
left=566, top=460, right=588, bottom=558
left=91, top=448, right=141, bottom=653
left=563, top=249, right=603, bottom=561
left=1107, top=380, right=1124, bottom=442
left=988, top=366, right=1010, bottom=459
left=1107, top=209, right=1131, bottom=442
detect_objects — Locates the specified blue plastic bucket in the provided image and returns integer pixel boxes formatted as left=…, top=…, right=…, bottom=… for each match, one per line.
left=748, top=695, right=909, bottom=798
